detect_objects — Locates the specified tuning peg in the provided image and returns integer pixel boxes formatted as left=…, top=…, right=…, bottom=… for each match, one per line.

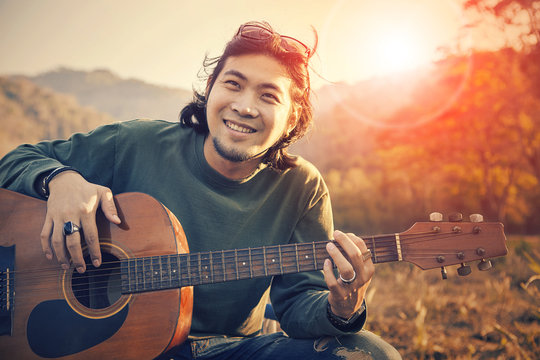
left=449, top=213, right=463, bottom=222
left=477, top=259, right=492, bottom=271
left=430, top=212, right=443, bottom=222
left=470, top=214, right=484, bottom=223
left=441, top=267, right=448, bottom=280
left=457, top=263, right=472, bottom=276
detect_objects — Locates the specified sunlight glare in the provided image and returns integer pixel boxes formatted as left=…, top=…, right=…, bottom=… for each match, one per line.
left=374, top=28, right=427, bottom=74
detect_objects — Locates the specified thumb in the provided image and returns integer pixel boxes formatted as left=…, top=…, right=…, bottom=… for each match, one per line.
left=99, top=187, right=121, bottom=224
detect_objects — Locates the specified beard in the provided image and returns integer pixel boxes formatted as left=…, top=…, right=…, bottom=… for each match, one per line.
left=212, top=137, right=256, bottom=163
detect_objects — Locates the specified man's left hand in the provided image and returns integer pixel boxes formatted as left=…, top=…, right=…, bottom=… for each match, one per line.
left=323, top=230, right=374, bottom=319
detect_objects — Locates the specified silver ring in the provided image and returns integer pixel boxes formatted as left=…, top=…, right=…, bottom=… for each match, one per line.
left=339, top=270, right=356, bottom=284
left=63, top=221, right=81, bottom=236
left=362, top=249, right=372, bottom=262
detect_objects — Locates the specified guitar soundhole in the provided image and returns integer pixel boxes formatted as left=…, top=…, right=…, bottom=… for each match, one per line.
left=71, top=253, right=122, bottom=310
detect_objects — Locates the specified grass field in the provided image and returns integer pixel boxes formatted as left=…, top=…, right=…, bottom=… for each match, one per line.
left=366, top=235, right=540, bottom=359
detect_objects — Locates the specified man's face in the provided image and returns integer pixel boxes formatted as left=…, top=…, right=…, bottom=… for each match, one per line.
left=205, top=54, right=295, bottom=166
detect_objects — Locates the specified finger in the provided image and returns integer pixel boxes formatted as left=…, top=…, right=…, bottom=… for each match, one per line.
left=326, top=241, right=355, bottom=281
left=80, top=214, right=102, bottom=268
left=100, top=188, right=121, bottom=224
left=333, top=230, right=363, bottom=259
left=335, top=230, right=372, bottom=266
left=323, top=258, right=339, bottom=290
left=51, top=220, right=69, bottom=269
left=40, top=215, right=54, bottom=260
left=65, top=228, right=86, bottom=273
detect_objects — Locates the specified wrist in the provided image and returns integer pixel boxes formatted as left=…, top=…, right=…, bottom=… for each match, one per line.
left=40, top=166, right=83, bottom=198
left=326, top=301, right=366, bottom=330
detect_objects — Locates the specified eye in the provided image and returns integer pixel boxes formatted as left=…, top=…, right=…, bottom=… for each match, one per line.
left=223, top=80, right=240, bottom=90
left=262, top=93, right=280, bottom=103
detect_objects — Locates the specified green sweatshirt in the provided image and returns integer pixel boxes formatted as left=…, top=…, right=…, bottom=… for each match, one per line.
left=0, top=119, right=365, bottom=338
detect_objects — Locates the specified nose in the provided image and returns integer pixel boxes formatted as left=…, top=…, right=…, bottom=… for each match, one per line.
left=231, top=94, right=259, bottom=118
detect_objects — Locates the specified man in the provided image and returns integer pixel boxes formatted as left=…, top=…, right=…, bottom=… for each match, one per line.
left=0, top=21, right=401, bottom=359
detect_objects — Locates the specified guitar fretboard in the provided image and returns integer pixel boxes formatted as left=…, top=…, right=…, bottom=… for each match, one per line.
left=120, top=238, right=400, bottom=294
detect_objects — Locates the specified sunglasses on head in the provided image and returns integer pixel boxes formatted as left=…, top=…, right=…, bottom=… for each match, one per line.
left=236, top=23, right=312, bottom=58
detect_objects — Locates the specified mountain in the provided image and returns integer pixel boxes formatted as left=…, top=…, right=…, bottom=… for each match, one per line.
left=0, top=76, right=116, bottom=157
left=27, top=67, right=192, bottom=122
left=2, top=59, right=468, bottom=171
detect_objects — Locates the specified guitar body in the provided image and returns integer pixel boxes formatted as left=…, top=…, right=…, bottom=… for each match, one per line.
left=0, top=189, right=193, bottom=359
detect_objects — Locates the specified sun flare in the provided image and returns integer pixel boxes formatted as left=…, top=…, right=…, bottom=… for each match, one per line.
left=373, top=28, right=428, bottom=74
left=320, top=0, right=465, bottom=83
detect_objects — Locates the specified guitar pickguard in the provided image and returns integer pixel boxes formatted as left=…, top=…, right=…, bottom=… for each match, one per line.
left=27, top=299, right=128, bottom=358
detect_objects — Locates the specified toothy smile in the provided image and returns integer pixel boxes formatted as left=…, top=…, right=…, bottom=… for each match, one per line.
left=225, top=120, right=256, bottom=133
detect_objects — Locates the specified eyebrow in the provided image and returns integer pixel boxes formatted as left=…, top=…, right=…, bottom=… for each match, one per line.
left=222, top=69, right=284, bottom=94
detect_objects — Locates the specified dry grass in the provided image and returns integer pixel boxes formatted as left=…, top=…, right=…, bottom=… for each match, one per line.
left=366, top=235, right=540, bottom=359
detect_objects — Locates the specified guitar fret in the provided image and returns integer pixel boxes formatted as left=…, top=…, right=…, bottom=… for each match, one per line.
left=278, top=245, right=283, bottom=274
left=197, top=253, right=202, bottom=284
left=134, top=258, right=140, bottom=292
left=150, top=257, right=156, bottom=290
left=294, top=244, right=300, bottom=273
left=186, top=254, right=192, bottom=286
left=210, top=252, right=214, bottom=283
left=221, top=250, right=226, bottom=282
left=142, top=258, right=147, bottom=291
left=179, top=254, right=188, bottom=287
left=248, top=248, right=253, bottom=278
left=170, top=255, right=179, bottom=288
left=263, top=247, right=268, bottom=276
left=234, top=249, right=239, bottom=280
left=312, top=243, right=317, bottom=270
left=371, top=236, right=377, bottom=263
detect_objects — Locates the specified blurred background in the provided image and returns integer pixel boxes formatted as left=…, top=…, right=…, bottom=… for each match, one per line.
left=1, top=0, right=538, bottom=358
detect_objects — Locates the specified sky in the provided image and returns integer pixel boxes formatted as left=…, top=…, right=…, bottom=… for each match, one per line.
left=0, top=0, right=493, bottom=90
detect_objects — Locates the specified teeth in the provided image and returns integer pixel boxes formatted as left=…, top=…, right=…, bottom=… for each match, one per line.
left=226, top=121, right=255, bottom=133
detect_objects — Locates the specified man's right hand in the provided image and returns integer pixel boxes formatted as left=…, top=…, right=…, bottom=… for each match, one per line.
left=40, top=171, right=121, bottom=273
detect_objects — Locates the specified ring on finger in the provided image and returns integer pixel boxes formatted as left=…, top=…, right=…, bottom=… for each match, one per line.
left=63, top=221, right=81, bottom=236
left=339, top=270, right=356, bottom=284
left=362, top=249, right=372, bottom=262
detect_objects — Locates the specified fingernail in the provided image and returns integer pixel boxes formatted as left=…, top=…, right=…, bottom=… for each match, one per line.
left=113, top=215, right=121, bottom=223
left=324, top=259, right=331, bottom=267
left=45, top=252, right=53, bottom=260
left=61, top=263, right=69, bottom=270
left=327, top=242, right=336, bottom=250
left=93, top=259, right=101, bottom=267
left=76, top=266, right=85, bottom=273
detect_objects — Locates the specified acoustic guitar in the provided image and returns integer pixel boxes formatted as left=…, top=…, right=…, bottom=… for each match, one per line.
left=0, top=189, right=508, bottom=359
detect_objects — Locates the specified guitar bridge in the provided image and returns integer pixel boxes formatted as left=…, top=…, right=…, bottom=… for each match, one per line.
left=0, top=245, right=15, bottom=336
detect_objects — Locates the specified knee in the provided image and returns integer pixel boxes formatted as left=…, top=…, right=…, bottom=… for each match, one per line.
left=335, top=331, right=402, bottom=360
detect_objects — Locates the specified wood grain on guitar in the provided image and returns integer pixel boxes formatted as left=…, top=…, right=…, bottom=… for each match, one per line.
left=0, top=189, right=508, bottom=359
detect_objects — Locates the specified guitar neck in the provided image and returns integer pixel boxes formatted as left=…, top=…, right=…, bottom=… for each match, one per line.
left=120, top=235, right=400, bottom=294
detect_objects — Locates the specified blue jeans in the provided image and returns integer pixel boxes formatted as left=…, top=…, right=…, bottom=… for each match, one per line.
left=158, top=331, right=401, bottom=360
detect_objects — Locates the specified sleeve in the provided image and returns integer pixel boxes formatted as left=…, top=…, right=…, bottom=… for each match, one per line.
left=0, top=123, right=120, bottom=197
left=269, top=174, right=366, bottom=338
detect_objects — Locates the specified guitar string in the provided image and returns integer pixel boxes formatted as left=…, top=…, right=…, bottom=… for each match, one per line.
left=2, top=235, right=403, bottom=277
left=1, top=231, right=486, bottom=302
left=0, top=230, right=479, bottom=282
left=0, top=237, right=477, bottom=296
left=4, top=252, right=484, bottom=306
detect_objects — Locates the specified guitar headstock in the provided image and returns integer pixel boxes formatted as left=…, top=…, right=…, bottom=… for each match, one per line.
left=400, top=212, right=507, bottom=278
